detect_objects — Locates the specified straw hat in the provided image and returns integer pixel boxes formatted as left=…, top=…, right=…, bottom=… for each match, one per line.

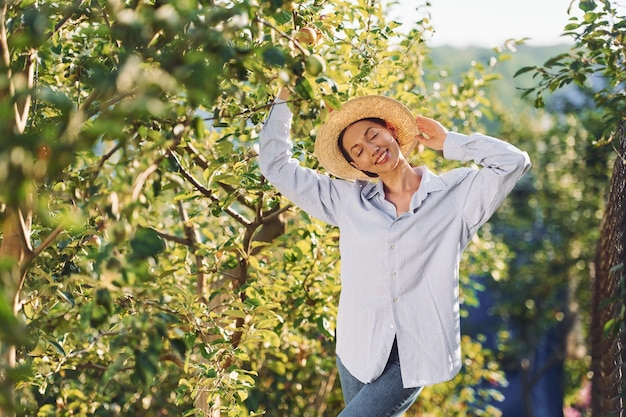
left=314, top=96, right=420, bottom=180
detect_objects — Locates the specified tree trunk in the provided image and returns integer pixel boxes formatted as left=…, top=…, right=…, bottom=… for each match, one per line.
left=0, top=206, right=32, bottom=416
left=591, top=122, right=626, bottom=417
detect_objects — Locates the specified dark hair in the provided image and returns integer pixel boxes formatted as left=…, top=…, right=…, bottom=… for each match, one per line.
left=337, top=118, right=387, bottom=178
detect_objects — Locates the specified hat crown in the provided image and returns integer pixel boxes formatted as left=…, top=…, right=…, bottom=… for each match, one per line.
left=314, top=96, right=419, bottom=180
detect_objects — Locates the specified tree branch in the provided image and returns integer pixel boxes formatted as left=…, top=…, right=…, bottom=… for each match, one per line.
left=92, top=141, right=124, bottom=181
left=82, top=89, right=137, bottom=121
left=152, top=230, right=192, bottom=246
left=262, top=204, right=292, bottom=223
left=31, top=223, right=64, bottom=258
left=48, top=0, right=88, bottom=43
left=171, top=150, right=251, bottom=227
left=15, top=208, right=34, bottom=256
left=131, top=159, right=163, bottom=202
left=0, top=3, right=12, bottom=70
left=176, top=198, right=207, bottom=296
left=182, top=144, right=254, bottom=210
left=254, top=16, right=309, bottom=57
left=14, top=50, right=36, bottom=132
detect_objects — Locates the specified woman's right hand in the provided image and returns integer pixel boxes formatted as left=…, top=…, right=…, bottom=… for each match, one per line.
left=277, top=86, right=290, bottom=100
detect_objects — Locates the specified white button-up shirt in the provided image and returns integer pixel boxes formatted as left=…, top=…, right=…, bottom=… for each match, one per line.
left=258, top=99, right=531, bottom=388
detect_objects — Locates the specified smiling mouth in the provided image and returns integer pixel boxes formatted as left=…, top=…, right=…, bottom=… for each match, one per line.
left=375, top=150, right=389, bottom=164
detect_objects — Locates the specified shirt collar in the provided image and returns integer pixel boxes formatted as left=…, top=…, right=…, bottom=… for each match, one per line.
left=360, top=166, right=445, bottom=201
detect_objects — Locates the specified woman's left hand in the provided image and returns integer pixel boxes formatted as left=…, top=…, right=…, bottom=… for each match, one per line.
left=415, top=116, right=448, bottom=151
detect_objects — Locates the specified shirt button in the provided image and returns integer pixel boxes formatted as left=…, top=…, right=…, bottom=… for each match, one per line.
left=391, top=272, right=397, bottom=278
left=393, top=297, right=398, bottom=302
left=390, top=244, right=395, bottom=250
left=390, top=324, right=395, bottom=329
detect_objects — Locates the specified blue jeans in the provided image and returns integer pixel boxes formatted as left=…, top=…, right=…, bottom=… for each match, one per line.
left=336, top=339, right=423, bottom=417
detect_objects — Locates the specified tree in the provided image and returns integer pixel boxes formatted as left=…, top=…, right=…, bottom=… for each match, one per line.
left=0, top=1, right=519, bottom=416
left=516, top=0, right=625, bottom=415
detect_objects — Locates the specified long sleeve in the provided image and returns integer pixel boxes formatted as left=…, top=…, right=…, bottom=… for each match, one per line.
left=258, top=99, right=360, bottom=226
left=442, top=131, right=532, bottom=236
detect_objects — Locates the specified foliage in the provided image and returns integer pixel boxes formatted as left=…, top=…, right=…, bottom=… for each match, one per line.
left=515, top=1, right=625, bottom=411
left=415, top=336, right=507, bottom=417
left=429, top=43, right=572, bottom=121
left=485, top=108, right=607, bottom=413
left=515, top=0, right=625, bottom=143
left=0, top=0, right=577, bottom=416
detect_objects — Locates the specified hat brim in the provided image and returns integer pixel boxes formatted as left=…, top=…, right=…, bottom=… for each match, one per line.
left=314, top=96, right=419, bottom=180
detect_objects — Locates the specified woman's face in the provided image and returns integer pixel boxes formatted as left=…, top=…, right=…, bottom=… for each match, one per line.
left=341, top=119, right=402, bottom=175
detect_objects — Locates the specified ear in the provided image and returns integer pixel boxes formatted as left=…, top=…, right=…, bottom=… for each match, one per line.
left=386, top=123, right=398, bottom=139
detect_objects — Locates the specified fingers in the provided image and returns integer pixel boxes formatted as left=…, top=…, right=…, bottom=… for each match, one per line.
left=414, top=116, right=447, bottom=151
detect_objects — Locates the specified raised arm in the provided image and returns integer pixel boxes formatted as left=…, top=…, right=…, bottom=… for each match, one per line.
left=441, top=129, right=531, bottom=235
left=257, top=90, right=354, bottom=227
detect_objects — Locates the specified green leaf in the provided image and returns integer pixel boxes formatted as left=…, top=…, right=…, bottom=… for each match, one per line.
left=316, top=316, right=334, bottom=338
left=323, top=94, right=342, bottom=110
left=135, top=350, right=158, bottom=384
left=37, top=86, right=74, bottom=113
left=46, top=337, right=67, bottom=356
left=100, top=356, right=126, bottom=390
left=579, top=0, right=596, bottom=12
left=602, top=317, right=621, bottom=337
left=96, top=288, right=114, bottom=315
left=129, top=227, right=166, bottom=261
left=274, top=10, right=292, bottom=24
left=564, top=23, right=581, bottom=31
left=513, top=66, right=536, bottom=78
left=261, top=46, right=286, bottom=67
left=583, top=12, right=598, bottom=23
left=544, top=53, right=570, bottom=67
left=170, top=338, right=187, bottom=357
left=223, top=309, right=247, bottom=319
left=294, top=77, right=315, bottom=100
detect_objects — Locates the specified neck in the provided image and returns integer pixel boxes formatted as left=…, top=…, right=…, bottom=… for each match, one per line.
left=380, top=160, right=421, bottom=195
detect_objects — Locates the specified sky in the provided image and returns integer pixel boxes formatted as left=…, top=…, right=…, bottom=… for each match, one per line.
left=391, top=0, right=579, bottom=47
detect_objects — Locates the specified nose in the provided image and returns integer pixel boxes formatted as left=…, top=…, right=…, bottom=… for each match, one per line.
left=365, top=142, right=380, bottom=155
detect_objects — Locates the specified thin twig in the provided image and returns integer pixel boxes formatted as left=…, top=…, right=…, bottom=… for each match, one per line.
left=152, top=229, right=192, bottom=246
left=49, top=0, right=87, bottom=43
left=175, top=198, right=207, bottom=296
left=182, top=144, right=254, bottom=210
left=254, top=16, right=309, bottom=56
left=172, top=150, right=251, bottom=227
left=262, top=204, right=292, bottom=223
left=202, top=97, right=302, bottom=122
left=14, top=50, right=36, bottom=132
left=31, top=223, right=64, bottom=258
left=15, top=208, right=34, bottom=255
left=131, top=160, right=162, bottom=202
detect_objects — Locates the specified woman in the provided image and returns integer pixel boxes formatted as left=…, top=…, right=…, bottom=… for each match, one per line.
left=258, top=87, right=531, bottom=416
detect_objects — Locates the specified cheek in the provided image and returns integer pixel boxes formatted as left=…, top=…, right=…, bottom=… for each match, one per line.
left=352, top=155, right=367, bottom=167
left=386, top=135, right=399, bottom=145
